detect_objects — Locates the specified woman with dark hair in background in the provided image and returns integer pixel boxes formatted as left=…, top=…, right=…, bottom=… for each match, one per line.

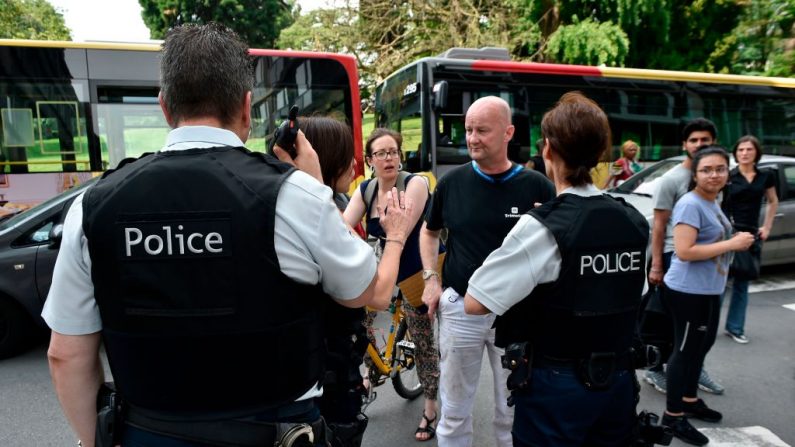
left=299, top=117, right=357, bottom=212
left=344, top=128, right=441, bottom=442
left=722, top=136, right=778, bottom=344
left=661, top=146, right=754, bottom=446
left=298, top=116, right=372, bottom=447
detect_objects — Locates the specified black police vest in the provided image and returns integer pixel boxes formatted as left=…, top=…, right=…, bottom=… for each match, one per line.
left=495, top=193, right=649, bottom=359
left=82, top=146, right=327, bottom=415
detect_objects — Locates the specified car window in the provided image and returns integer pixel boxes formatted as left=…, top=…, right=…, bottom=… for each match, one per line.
left=613, top=160, right=679, bottom=195
left=13, top=218, right=56, bottom=247
left=782, top=164, right=795, bottom=201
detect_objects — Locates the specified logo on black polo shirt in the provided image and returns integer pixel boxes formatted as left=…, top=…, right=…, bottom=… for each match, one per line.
left=504, top=206, right=522, bottom=218
left=117, top=214, right=231, bottom=260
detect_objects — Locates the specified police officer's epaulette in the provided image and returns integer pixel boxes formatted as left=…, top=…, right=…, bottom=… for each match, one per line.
left=99, top=153, right=155, bottom=179
left=234, top=146, right=296, bottom=175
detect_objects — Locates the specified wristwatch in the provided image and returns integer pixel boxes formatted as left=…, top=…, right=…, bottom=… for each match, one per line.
left=422, top=269, right=440, bottom=280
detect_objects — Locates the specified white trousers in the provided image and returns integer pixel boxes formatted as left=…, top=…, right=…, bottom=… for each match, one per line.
left=436, top=287, right=513, bottom=447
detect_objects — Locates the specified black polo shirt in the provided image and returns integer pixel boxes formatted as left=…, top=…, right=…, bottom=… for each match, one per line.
left=723, top=167, right=776, bottom=228
left=425, top=162, right=555, bottom=295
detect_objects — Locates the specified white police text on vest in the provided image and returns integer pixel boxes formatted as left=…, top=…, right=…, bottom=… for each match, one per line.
left=580, top=251, right=642, bottom=276
left=123, top=224, right=227, bottom=258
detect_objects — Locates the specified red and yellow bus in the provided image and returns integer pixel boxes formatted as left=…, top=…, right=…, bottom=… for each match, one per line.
left=374, top=47, right=795, bottom=185
left=0, top=40, right=364, bottom=209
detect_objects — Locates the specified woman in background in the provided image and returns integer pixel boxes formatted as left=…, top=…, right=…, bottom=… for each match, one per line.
left=605, top=140, right=643, bottom=188
left=344, top=128, right=440, bottom=442
left=661, top=146, right=754, bottom=446
left=721, top=135, right=778, bottom=343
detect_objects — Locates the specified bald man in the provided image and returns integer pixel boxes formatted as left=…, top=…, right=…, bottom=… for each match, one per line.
left=420, top=97, right=555, bottom=447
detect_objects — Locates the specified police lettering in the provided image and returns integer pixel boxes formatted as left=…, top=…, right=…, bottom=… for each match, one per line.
left=125, top=225, right=224, bottom=257
left=580, top=251, right=641, bottom=275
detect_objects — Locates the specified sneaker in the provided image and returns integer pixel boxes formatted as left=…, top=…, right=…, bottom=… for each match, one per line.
left=644, top=369, right=667, bottom=394
left=662, top=414, right=709, bottom=446
left=726, top=330, right=749, bottom=344
left=698, top=369, right=724, bottom=395
left=683, top=398, right=723, bottom=423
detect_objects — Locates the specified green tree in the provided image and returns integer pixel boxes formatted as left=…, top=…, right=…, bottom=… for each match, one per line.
left=544, top=17, right=629, bottom=66
left=138, top=0, right=293, bottom=48
left=0, top=0, right=71, bottom=40
left=717, top=0, right=795, bottom=76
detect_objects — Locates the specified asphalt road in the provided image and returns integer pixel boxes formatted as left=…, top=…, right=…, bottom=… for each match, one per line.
left=1, top=268, right=793, bottom=446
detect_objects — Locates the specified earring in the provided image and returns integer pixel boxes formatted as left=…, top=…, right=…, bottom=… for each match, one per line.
left=398, top=162, right=403, bottom=171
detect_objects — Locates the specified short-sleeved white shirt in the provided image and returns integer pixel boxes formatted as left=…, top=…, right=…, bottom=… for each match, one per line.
left=43, top=126, right=375, bottom=334
left=467, top=184, right=647, bottom=315
left=42, top=126, right=375, bottom=400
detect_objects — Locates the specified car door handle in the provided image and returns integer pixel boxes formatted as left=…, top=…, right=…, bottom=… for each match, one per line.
left=775, top=213, right=784, bottom=218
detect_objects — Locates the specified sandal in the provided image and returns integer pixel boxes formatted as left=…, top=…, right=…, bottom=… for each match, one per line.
left=415, top=411, right=436, bottom=442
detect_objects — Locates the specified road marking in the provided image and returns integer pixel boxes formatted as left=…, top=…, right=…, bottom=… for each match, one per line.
left=783, top=303, right=795, bottom=312
left=699, top=426, right=790, bottom=446
left=749, top=278, right=795, bottom=293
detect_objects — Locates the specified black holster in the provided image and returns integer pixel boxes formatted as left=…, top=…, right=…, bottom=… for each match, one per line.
left=95, top=382, right=123, bottom=447
left=501, top=342, right=533, bottom=407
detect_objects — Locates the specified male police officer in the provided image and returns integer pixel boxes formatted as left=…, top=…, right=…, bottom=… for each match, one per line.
left=464, top=92, right=649, bottom=446
left=44, top=23, right=412, bottom=447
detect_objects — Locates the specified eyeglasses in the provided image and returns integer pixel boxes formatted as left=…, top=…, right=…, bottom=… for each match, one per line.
left=697, top=167, right=728, bottom=176
left=371, top=150, right=400, bottom=160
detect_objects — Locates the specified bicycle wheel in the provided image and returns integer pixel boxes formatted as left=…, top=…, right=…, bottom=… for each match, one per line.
left=391, top=318, right=424, bottom=400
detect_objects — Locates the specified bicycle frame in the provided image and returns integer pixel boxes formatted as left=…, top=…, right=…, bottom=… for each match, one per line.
left=365, top=296, right=404, bottom=376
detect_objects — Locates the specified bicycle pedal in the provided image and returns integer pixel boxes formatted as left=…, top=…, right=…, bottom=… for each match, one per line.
left=396, top=340, right=416, bottom=350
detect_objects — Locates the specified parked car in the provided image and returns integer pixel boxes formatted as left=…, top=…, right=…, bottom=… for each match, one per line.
left=607, top=155, right=795, bottom=266
left=0, top=179, right=94, bottom=359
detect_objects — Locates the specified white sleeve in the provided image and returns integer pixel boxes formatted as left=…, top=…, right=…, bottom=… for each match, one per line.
left=41, top=193, right=102, bottom=335
left=274, top=171, right=376, bottom=300
left=466, top=214, right=561, bottom=316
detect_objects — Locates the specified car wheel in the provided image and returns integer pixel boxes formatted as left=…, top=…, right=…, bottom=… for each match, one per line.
left=0, top=297, right=37, bottom=360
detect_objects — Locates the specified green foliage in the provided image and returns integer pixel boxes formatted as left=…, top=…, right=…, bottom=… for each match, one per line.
left=275, top=0, right=794, bottom=97
left=544, top=17, right=629, bottom=66
left=0, top=0, right=71, bottom=40
left=138, top=0, right=293, bottom=48
left=716, top=0, right=795, bottom=77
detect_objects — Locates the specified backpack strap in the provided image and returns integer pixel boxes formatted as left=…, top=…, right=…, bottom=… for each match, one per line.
left=363, top=171, right=413, bottom=211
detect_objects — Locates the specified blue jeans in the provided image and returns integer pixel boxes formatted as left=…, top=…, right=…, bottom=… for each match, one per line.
left=725, top=278, right=749, bottom=335
left=511, top=367, right=636, bottom=447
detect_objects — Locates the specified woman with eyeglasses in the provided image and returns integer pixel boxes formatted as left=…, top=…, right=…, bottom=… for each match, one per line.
left=721, top=136, right=778, bottom=344
left=661, top=146, right=755, bottom=446
left=344, top=128, right=440, bottom=442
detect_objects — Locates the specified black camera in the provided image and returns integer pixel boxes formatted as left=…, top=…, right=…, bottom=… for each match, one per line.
left=269, top=105, right=300, bottom=158
left=634, top=410, right=673, bottom=446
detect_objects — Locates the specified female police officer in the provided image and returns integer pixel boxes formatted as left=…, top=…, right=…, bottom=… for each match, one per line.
left=464, top=92, right=649, bottom=446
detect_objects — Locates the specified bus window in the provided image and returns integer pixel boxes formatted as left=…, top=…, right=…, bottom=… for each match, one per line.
left=0, top=80, right=90, bottom=173
left=374, top=64, right=423, bottom=171
left=96, top=86, right=168, bottom=169
left=250, top=56, right=356, bottom=153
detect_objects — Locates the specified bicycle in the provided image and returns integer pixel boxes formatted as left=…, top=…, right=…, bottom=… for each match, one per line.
left=362, top=290, right=424, bottom=409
